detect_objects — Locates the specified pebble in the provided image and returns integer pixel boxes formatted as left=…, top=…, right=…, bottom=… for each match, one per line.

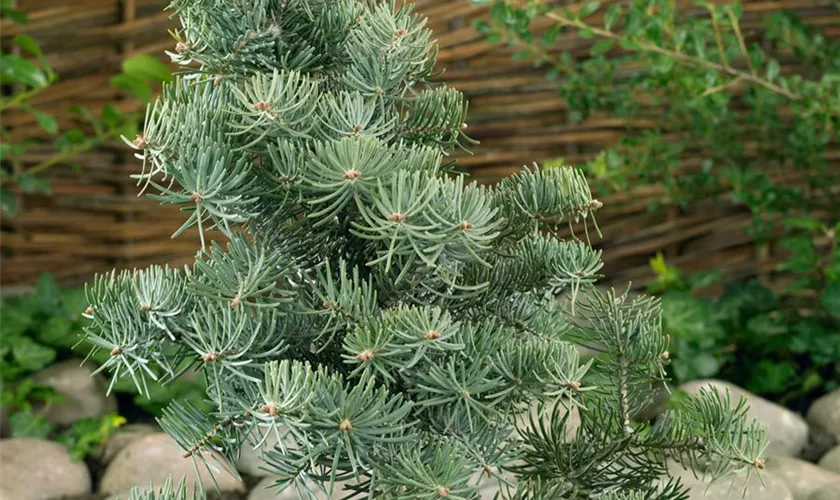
left=0, top=438, right=91, bottom=500
left=100, top=432, right=245, bottom=497
left=680, top=379, right=808, bottom=457
left=33, top=359, right=117, bottom=427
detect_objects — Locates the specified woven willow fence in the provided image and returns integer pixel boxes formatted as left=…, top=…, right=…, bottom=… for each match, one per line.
left=1, top=0, right=838, bottom=288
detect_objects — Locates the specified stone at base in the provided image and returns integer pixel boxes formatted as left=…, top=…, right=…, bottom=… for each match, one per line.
left=100, top=433, right=245, bottom=497
left=0, top=438, right=92, bottom=500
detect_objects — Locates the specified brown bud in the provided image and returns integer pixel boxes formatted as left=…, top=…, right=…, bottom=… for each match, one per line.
left=140, top=304, right=151, bottom=312
left=261, top=403, right=279, bottom=417
left=357, top=350, right=374, bottom=362
left=375, top=86, right=384, bottom=95
left=253, top=101, right=271, bottom=112
left=202, top=352, right=219, bottom=363
left=175, top=41, right=190, bottom=54
left=190, top=191, right=201, bottom=203
left=437, top=486, right=449, bottom=498
left=394, top=28, right=408, bottom=37
left=84, top=306, right=94, bottom=315
left=110, top=347, right=121, bottom=357
left=568, top=380, right=581, bottom=391
left=460, top=122, right=468, bottom=130
left=660, top=351, right=670, bottom=361
left=213, top=75, right=223, bottom=87
left=424, top=330, right=441, bottom=340
left=350, top=124, right=363, bottom=135
left=343, top=169, right=361, bottom=181
left=590, top=199, right=604, bottom=210
left=132, top=135, right=147, bottom=150
left=388, top=213, right=406, bottom=223
left=231, top=296, right=241, bottom=309
left=457, top=221, right=473, bottom=231
left=323, top=300, right=336, bottom=310
left=460, top=391, right=470, bottom=399
left=754, top=457, right=765, bottom=469
left=339, top=418, right=352, bottom=431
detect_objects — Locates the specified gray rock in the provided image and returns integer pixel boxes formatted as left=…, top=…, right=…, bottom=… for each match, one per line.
left=808, top=389, right=840, bottom=446
left=94, top=423, right=158, bottom=465
left=681, top=379, right=808, bottom=457
left=808, top=483, right=840, bottom=500
left=0, top=437, right=91, bottom=500
left=818, top=445, right=840, bottom=474
left=765, top=455, right=840, bottom=500
left=515, top=399, right=581, bottom=439
left=236, top=426, right=297, bottom=477
left=668, top=460, right=792, bottom=500
left=100, top=433, right=245, bottom=497
left=33, top=359, right=117, bottom=427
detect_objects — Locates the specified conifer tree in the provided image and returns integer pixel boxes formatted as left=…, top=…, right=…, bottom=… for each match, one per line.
left=86, top=1, right=767, bottom=498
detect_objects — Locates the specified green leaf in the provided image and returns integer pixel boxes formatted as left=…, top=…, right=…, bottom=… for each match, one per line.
left=822, top=282, right=840, bottom=316
left=0, top=305, right=33, bottom=338
left=746, top=314, right=787, bottom=337
left=0, top=187, right=18, bottom=217
left=35, top=273, right=62, bottom=312
left=0, top=54, right=47, bottom=87
left=579, top=1, right=601, bottom=19
left=16, top=173, right=52, bottom=195
left=766, top=59, right=780, bottom=81
left=109, top=74, right=153, bottom=103
left=8, top=407, right=53, bottom=439
left=37, top=316, right=74, bottom=348
left=578, top=28, right=595, bottom=39
left=121, top=54, right=172, bottom=83
left=56, top=413, right=126, bottom=461
left=13, top=34, right=42, bottom=57
left=590, top=40, right=615, bottom=56
left=604, top=4, right=622, bottom=30
left=11, top=337, right=56, bottom=372
left=34, top=111, right=58, bottom=134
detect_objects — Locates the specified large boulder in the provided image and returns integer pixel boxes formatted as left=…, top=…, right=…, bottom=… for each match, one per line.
left=0, top=438, right=91, bottom=500
left=33, top=359, right=117, bottom=427
left=667, top=460, right=792, bottom=500
left=764, top=455, right=840, bottom=500
left=807, top=389, right=840, bottom=449
left=681, top=380, right=808, bottom=457
left=100, top=432, right=245, bottom=497
left=94, top=423, right=159, bottom=465
left=808, top=483, right=840, bottom=500
left=668, top=462, right=794, bottom=500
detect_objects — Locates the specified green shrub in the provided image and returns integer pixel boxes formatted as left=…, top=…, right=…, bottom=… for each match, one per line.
left=80, top=1, right=767, bottom=498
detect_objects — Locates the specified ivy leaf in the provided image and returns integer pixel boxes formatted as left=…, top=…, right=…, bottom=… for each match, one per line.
left=11, top=337, right=56, bottom=372
left=9, top=407, right=53, bottom=439
left=16, top=173, right=52, bottom=195
left=604, top=4, right=622, bottom=30
left=822, top=282, right=840, bottom=316
left=35, top=273, right=62, bottom=312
